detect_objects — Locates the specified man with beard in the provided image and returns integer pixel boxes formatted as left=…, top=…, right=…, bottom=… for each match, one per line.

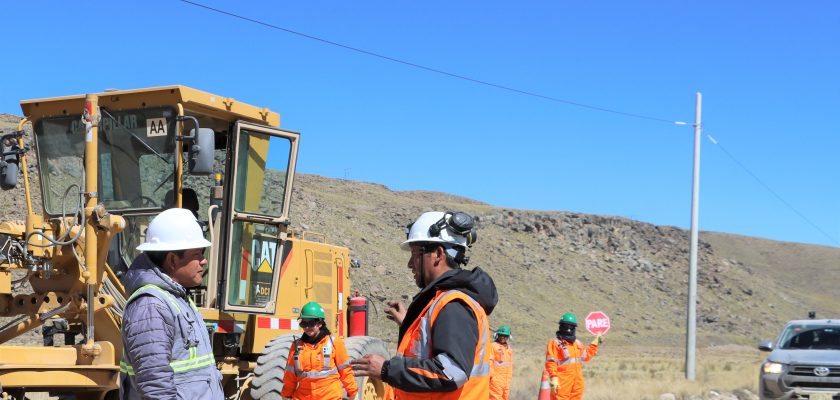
left=544, top=313, right=602, bottom=400
left=352, top=211, right=498, bottom=399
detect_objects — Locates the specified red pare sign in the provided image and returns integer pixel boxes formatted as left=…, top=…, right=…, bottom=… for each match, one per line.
left=585, top=311, right=611, bottom=336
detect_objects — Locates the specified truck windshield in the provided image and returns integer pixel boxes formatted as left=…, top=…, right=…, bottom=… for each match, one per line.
left=35, top=107, right=178, bottom=214
left=779, top=325, right=840, bottom=350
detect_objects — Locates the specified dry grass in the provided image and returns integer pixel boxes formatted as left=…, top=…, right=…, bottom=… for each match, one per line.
left=507, top=344, right=763, bottom=400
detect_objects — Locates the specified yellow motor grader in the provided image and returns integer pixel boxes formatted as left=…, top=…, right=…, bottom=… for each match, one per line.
left=0, top=86, right=388, bottom=399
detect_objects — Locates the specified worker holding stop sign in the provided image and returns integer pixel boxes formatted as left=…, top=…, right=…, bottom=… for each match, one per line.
left=544, top=311, right=608, bottom=400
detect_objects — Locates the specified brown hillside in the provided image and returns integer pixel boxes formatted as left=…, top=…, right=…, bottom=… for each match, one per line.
left=2, top=114, right=838, bottom=350
left=287, top=174, right=840, bottom=348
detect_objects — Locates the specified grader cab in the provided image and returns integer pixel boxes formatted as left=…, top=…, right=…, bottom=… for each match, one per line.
left=0, top=86, right=388, bottom=399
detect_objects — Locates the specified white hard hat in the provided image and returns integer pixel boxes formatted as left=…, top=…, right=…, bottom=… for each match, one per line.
left=401, top=211, right=469, bottom=251
left=136, top=208, right=211, bottom=252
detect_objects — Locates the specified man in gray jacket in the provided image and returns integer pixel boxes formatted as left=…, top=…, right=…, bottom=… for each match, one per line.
left=119, top=208, right=224, bottom=399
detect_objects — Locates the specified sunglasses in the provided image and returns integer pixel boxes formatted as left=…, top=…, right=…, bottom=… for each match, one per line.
left=299, top=319, right=321, bottom=328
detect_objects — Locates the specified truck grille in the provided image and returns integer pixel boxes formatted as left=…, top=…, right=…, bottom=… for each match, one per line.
left=790, top=365, right=840, bottom=378
left=789, top=381, right=840, bottom=389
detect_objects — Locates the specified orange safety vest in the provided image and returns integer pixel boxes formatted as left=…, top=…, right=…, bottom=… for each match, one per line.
left=544, top=338, right=597, bottom=378
left=392, top=289, right=492, bottom=400
left=280, top=335, right=358, bottom=400
left=490, top=342, right=513, bottom=376
left=489, top=342, right=513, bottom=400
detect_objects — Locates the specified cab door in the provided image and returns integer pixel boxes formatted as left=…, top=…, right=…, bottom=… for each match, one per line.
left=218, top=121, right=299, bottom=315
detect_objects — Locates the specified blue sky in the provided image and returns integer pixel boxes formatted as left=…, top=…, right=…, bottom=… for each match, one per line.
left=2, top=1, right=838, bottom=247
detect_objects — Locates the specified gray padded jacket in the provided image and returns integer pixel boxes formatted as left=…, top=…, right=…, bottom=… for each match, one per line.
left=119, top=253, right=223, bottom=400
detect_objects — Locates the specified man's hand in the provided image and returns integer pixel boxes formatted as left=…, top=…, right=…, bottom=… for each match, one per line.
left=591, top=335, right=603, bottom=346
left=351, top=354, right=386, bottom=378
left=384, top=300, right=407, bottom=325
left=549, top=377, right=560, bottom=393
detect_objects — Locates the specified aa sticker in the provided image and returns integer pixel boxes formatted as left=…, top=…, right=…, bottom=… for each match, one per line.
left=146, top=118, right=168, bottom=137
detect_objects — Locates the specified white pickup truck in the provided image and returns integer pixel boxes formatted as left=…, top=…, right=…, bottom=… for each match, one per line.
left=758, top=318, right=840, bottom=400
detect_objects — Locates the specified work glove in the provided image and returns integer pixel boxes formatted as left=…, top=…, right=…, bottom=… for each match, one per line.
left=550, top=377, right=560, bottom=393
left=591, top=335, right=603, bottom=346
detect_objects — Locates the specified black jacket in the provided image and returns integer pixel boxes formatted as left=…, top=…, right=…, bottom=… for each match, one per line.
left=386, top=267, right=498, bottom=393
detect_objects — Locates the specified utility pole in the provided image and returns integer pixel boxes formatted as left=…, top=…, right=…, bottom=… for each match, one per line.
left=686, top=92, right=702, bottom=380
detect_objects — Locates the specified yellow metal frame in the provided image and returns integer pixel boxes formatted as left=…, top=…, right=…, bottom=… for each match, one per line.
left=0, top=342, right=118, bottom=393
left=3, top=85, right=361, bottom=398
left=21, top=85, right=279, bottom=127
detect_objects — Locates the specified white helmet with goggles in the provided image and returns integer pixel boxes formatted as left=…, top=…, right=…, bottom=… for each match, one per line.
left=401, top=211, right=477, bottom=265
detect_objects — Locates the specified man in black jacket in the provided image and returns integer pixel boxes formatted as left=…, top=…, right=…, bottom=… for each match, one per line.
left=352, top=211, right=499, bottom=397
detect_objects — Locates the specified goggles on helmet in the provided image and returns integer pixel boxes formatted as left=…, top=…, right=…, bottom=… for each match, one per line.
left=405, top=211, right=477, bottom=247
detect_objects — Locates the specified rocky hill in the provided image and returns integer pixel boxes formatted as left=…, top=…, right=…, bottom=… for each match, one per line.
left=2, top=113, right=839, bottom=349
left=286, top=174, right=840, bottom=347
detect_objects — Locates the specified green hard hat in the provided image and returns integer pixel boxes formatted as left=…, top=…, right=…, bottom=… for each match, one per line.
left=559, top=312, right=578, bottom=326
left=496, top=325, right=511, bottom=336
left=300, top=302, right=325, bottom=319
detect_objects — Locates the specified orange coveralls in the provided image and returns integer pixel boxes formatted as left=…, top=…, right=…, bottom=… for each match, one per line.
left=489, top=341, right=513, bottom=400
left=544, top=338, right=598, bottom=400
left=281, top=334, right=358, bottom=400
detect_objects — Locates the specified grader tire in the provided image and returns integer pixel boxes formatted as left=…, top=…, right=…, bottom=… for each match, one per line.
left=250, top=333, right=297, bottom=400
left=344, top=336, right=391, bottom=400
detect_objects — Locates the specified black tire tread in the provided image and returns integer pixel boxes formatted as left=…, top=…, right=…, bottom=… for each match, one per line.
left=250, top=334, right=297, bottom=400
left=343, top=336, right=391, bottom=400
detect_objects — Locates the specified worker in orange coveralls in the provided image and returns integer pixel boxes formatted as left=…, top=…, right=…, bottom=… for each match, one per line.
left=281, top=302, right=358, bottom=400
left=489, top=325, right=514, bottom=400
left=544, top=313, right=601, bottom=400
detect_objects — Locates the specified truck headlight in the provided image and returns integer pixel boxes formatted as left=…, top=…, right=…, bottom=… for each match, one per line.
left=763, top=362, right=784, bottom=374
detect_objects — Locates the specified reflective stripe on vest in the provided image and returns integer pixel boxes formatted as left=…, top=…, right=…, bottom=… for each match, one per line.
left=492, top=344, right=512, bottom=367
left=120, top=284, right=213, bottom=375
left=546, top=356, right=582, bottom=366
left=291, top=335, right=340, bottom=378
left=393, top=289, right=492, bottom=400
left=546, top=339, right=582, bottom=366
left=413, top=290, right=491, bottom=377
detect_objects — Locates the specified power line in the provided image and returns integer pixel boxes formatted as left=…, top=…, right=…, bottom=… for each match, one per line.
left=180, top=1, right=835, bottom=246
left=179, top=0, right=684, bottom=125
left=706, top=133, right=839, bottom=246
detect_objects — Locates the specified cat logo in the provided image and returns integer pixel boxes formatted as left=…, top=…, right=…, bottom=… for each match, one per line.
left=251, top=237, right=277, bottom=272
left=251, top=236, right=278, bottom=306
left=257, top=259, right=272, bottom=273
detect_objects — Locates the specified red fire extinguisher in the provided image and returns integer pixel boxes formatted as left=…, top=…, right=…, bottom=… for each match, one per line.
left=348, top=292, right=368, bottom=337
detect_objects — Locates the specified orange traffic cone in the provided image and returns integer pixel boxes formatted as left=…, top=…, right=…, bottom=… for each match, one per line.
left=538, top=369, right=551, bottom=400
